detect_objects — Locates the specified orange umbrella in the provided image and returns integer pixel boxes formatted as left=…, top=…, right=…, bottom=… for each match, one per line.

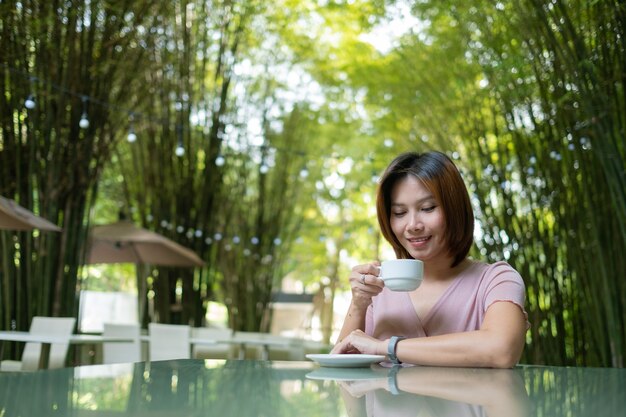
left=0, top=195, right=61, bottom=231
left=86, top=221, right=204, bottom=267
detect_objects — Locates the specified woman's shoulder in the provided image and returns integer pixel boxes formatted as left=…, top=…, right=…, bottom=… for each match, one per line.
left=464, top=259, right=524, bottom=284
left=466, top=259, right=519, bottom=273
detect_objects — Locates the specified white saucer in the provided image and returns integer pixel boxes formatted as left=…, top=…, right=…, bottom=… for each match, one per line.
left=305, top=353, right=385, bottom=368
left=306, top=366, right=388, bottom=381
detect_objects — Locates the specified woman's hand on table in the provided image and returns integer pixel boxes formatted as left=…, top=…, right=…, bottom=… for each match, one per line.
left=331, top=329, right=387, bottom=356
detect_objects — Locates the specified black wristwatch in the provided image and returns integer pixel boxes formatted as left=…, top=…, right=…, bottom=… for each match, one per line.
left=387, top=336, right=406, bottom=364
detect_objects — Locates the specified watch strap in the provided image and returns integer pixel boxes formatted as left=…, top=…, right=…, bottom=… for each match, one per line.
left=387, top=336, right=406, bottom=364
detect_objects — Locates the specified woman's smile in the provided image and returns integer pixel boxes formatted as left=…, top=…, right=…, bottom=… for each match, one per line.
left=406, top=235, right=431, bottom=248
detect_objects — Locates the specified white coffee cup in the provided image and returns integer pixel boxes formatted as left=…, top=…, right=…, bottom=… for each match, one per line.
left=378, top=259, right=424, bottom=291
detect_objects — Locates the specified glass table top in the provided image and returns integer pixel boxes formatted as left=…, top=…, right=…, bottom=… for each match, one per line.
left=1, top=359, right=625, bottom=417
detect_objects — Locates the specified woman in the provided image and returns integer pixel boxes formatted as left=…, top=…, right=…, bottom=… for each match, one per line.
left=331, top=151, right=528, bottom=368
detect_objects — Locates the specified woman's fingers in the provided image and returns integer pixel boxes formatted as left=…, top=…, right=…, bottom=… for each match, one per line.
left=350, top=263, right=384, bottom=289
left=332, top=330, right=369, bottom=354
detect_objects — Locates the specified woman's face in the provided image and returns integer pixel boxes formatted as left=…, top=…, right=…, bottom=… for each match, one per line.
left=389, top=176, right=449, bottom=263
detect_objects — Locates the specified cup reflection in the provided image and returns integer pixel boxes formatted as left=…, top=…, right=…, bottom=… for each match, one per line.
left=338, top=365, right=530, bottom=417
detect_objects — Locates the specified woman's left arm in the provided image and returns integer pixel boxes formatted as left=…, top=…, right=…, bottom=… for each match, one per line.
left=333, top=301, right=527, bottom=368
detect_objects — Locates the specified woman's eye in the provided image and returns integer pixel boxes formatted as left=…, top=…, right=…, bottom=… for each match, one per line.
left=422, top=206, right=436, bottom=213
left=392, top=211, right=406, bottom=217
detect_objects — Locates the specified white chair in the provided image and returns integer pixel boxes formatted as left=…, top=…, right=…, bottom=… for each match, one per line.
left=148, top=323, right=191, bottom=361
left=191, top=327, right=234, bottom=360
left=0, top=316, right=76, bottom=371
left=102, top=323, right=142, bottom=364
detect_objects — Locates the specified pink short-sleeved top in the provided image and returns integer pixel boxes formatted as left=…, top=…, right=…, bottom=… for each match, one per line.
left=365, top=260, right=527, bottom=339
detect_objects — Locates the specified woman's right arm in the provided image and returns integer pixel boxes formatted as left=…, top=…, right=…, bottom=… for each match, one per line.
left=335, top=262, right=384, bottom=345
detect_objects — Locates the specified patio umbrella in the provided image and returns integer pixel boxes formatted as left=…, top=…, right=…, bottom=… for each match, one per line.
left=86, top=220, right=204, bottom=267
left=0, top=195, right=61, bottom=231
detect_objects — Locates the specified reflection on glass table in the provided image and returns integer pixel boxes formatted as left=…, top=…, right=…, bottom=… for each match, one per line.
left=0, top=359, right=625, bottom=417
left=306, top=365, right=389, bottom=381
left=337, top=365, right=530, bottom=417
left=0, top=359, right=341, bottom=417
left=330, top=364, right=626, bottom=417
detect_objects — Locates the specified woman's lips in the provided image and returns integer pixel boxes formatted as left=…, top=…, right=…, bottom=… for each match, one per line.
left=407, top=236, right=430, bottom=248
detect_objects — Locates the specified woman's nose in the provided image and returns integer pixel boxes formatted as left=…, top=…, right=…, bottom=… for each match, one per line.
left=407, top=212, right=423, bottom=231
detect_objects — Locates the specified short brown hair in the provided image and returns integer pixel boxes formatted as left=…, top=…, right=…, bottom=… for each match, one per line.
left=376, top=151, right=474, bottom=267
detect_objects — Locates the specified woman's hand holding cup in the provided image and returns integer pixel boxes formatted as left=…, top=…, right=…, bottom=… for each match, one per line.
left=348, top=258, right=423, bottom=313
left=350, top=262, right=384, bottom=309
